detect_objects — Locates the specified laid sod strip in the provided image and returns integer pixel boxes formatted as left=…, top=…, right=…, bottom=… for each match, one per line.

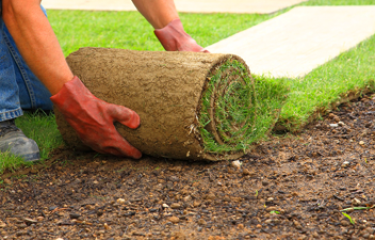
left=0, top=152, right=32, bottom=175
left=301, top=0, right=375, bottom=6
left=276, top=34, right=375, bottom=131
left=55, top=48, right=287, bottom=161
left=0, top=111, right=61, bottom=174
left=16, top=111, right=64, bottom=160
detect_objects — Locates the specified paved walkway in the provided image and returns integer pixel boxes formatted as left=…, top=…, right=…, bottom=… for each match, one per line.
left=207, top=6, right=375, bottom=78
left=42, top=0, right=307, bottom=14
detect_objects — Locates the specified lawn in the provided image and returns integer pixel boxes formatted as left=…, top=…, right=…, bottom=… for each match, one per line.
left=1, top=0, right=375, bottom=173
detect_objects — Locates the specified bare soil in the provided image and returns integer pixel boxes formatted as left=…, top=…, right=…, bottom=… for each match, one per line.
left=1, top=94, right=375, bottom=240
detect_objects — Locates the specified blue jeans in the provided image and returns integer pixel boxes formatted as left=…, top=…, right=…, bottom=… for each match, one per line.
left=0, top=4, right=53, bottom=122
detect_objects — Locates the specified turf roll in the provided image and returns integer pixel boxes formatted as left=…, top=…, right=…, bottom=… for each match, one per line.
left=55, top=47, right=259, bottom=161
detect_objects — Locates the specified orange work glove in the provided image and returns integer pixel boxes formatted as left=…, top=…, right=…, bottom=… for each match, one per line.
left=154, top=19, right=209, bottom=53
left=50, top=76, right=142, bottom=159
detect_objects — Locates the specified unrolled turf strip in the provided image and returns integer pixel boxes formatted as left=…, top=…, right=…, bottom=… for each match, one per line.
left=55, top=48, right=262, bottom=161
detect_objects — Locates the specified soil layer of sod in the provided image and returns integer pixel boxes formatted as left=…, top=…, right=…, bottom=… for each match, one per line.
left=56, top=48, right=286, bottom=161
left=2, top=94, right=375, bottom=239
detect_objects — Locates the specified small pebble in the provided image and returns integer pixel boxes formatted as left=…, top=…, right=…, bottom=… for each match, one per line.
left=23, top=217, right=37, bottom=224
left=266, top=206, right=277, bottom=211
left=0, top=221, right=6, bottom=228
left=193, top=201, right=201, bottom=207
left=237, top=224, right=244, bottom=229
left=231, top=160, right=242, bottom=169
left=352, top=198, right=361, bottom=206
left=104, top=223, right=111, bottom=230
left=242, top=169, right=253, bottom=176
left=262, top=179, right=269, bottom=186
left=162, top=204, right=170, bottom=208
left=169, top=216, right=179, bottom=224
left=342, top=161, right=350, bottom=168
left=116, top=198, right=126, bottom=204
left=198, top=219, right=207, bottom=225
left=206, top=192, right=216, bottom=200
left=183, top=195, right=192, bottom=203
left=171, top=203, right=181, bottom=209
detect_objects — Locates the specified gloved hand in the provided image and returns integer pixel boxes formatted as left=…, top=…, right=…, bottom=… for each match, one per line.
left=50, top=76, right=142, bottom=159
left=154, top=19, right=209, bottom=53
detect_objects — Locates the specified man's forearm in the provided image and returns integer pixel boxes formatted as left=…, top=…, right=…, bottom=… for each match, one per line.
left=2, top=0, right=73, bottom=95
left=131, top=0, right=179, bottom=29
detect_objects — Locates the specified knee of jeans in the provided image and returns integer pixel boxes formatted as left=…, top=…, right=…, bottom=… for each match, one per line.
left=41, top=5, right=48, bottom=17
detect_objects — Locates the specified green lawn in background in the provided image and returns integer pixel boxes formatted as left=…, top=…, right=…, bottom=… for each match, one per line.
left=49, top=11, right=274, bottom=55
left=1, top=0, right=375, bottom=173
left=302, top=0, right=375, bottom=5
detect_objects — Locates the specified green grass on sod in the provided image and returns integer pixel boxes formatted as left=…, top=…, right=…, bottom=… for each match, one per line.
left=0, top=112, right=63, bottom=174
left=1, top=0, right=375, bottom=173
left=199, top=59, right=288, bottom=155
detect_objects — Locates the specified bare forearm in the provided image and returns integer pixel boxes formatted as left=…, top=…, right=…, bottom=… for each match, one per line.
left=2, top=0, right=73, bottom=95
left=131, top=0, right=179, bottom=29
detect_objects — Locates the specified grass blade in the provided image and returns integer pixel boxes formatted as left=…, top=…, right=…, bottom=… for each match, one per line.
left=342, top=212, right=355, bottom=225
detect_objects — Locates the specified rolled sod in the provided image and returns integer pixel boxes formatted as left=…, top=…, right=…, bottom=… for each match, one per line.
left=55, top=48, right=277, bottom=161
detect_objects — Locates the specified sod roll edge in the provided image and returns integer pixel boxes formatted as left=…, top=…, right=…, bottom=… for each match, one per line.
left=56, top=48, right=265, bottom=161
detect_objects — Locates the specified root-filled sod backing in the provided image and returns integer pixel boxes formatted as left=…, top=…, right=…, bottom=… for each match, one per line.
left=55, top=48, right=287, bottom=161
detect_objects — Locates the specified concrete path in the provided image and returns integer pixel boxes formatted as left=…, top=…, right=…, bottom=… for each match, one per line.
left=42, top=0, right=307, bottom=14
left=207, top=6, right=375, bottom=78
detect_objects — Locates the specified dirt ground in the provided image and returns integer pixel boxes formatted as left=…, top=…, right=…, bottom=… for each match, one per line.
left=1, top=94, right=375, bottom=240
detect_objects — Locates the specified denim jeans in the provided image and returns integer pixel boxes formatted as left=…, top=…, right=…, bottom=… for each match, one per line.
left=0, top=3, right=53, bottom=122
